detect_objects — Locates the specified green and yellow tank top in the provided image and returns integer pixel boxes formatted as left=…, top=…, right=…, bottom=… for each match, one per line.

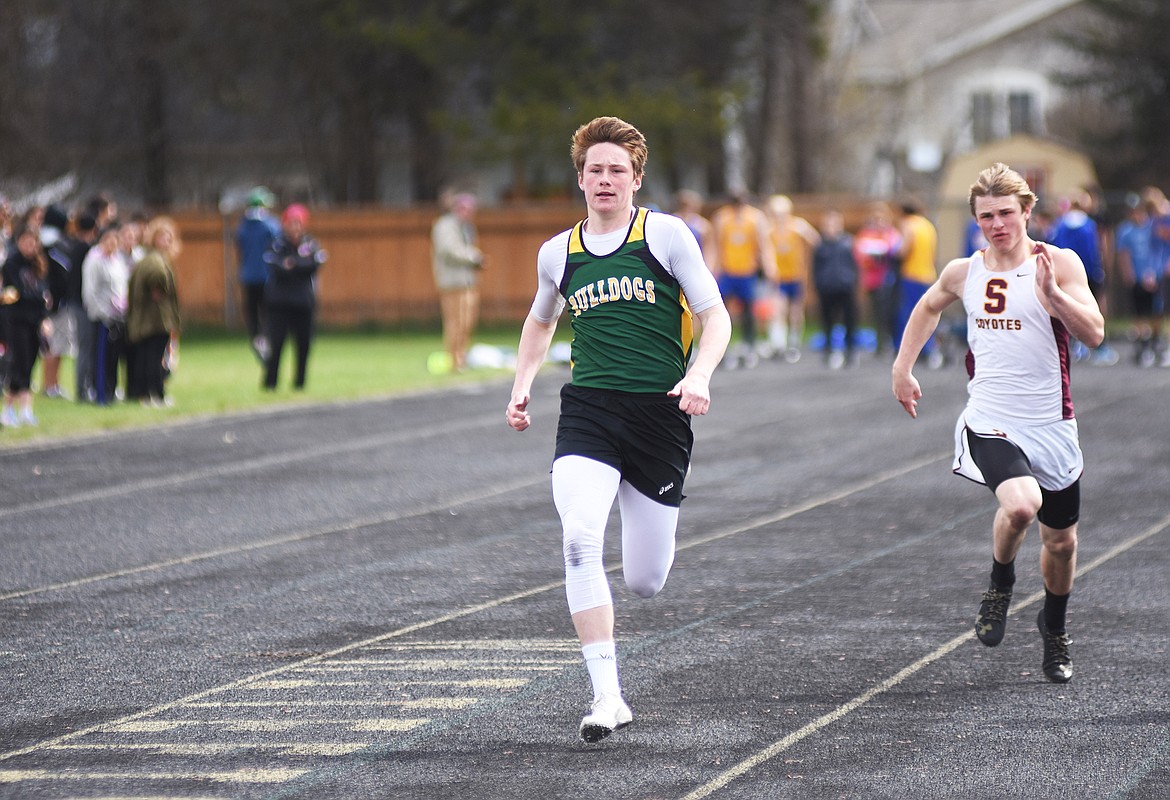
left=559, top=207, right=693, bottom=392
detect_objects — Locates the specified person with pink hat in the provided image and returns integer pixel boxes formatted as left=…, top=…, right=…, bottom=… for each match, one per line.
left=261, top=204, right=327, bottom=390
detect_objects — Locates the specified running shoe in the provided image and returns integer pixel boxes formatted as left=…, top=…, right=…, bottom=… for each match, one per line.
left=579, top=693, right=632, bottom=743
left=975, top=586, right=1012, bottom=646
left=1037, top=610, right=1073, bottom=683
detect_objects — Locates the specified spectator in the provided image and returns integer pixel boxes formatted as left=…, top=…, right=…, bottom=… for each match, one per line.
left=1049, top=188, right=1118, bottom=364
left=963, top=217, right=988, bottom=256
left=895, top=196, right=943, bottom=369
left=853, top=201, right=901, bottom=356
left=765, top=194, right=820, bottom=362
left=673, top=189, right=717, bottom=271
left=237, top=186, right=280, bottom=361
left=87, top=192, right=118, bottom=230
left=1144, top=186, right=1170, bottom=366
left=82, top=224, right=130, bottom=404
left=2, top=219, right=52, bottom=427
left=811, top=209, right=859, bottom=369
left=120, top=212, right=147, bottom=265
left=67, top=214, right=100, bottom=403
left=262, top=204, right=326, bottom=390
left=431, top=191, right=484, bottom=373
left=711, top=191, right=776, bottom=368
left=1114, top=194, right=1162, bottom=366
left=127, top=217, right=182, bottom=407
left=40, top=205, right=76, bottom=399
left=0, top=194, right=11, bottom=254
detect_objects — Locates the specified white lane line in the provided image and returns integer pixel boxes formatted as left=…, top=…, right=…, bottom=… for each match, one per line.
left=0, top=411, right=500, bottom=521
left=0, top=474, right=545, bottom=602
left=680, top=510, right=1170, bottom=799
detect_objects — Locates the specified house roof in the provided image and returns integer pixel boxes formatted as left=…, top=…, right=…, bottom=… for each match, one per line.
left=848, top=0, right=1085, bottom=86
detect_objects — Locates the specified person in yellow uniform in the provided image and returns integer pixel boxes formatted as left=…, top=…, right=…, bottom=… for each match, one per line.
left=765, top=194, right=820, bottom=362
left=711, top=191, right=776, bottom=368
left=895, top=197, right=942, bottom=367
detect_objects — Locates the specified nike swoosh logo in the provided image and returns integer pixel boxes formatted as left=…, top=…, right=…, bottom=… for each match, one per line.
left=1016, top=272, right=1032, bottom=277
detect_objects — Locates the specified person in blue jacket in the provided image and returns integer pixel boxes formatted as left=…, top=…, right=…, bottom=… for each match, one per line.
left=1049, top=189, right=1118, bottom=364
left=236, top=186, right=280, bottom=360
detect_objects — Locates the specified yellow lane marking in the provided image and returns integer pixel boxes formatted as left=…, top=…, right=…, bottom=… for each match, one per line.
left=49, top=742, right=370, bottom=756
left=225, top=719, right=427, bottom=733
left=183, top=698, right=478, bottom=709
left=239, top=677, right=529, bottom=690
left=367, top=639, right=580, bottom=651
left=295, top=661, right=564, bottom=671
left=0, top=768, right=308, bottom=784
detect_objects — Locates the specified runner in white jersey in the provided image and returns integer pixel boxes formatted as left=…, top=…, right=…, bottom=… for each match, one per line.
left=892, top=163, right=1104, bottom=684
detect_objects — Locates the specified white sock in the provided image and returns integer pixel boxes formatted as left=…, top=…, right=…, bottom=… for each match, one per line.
left=769, top=320, right=786, bottom=349
left=581, top=641, right=621, bottom=699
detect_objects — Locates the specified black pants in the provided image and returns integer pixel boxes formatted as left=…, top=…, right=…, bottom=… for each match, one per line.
left=135, top=333, right=170, bottom=401
left=818, top=289, right=857, bottom=358
left=264, top=305, right=314, bottom=389
left=4, top=320, right=40, bottom=393
left=241, top=283, right=265, bottom=340
left=94, top=321, right=125, bottom=404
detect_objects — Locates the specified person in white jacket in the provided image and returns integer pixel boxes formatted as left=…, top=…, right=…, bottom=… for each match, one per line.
left=82, top=224, right=130, bottom=404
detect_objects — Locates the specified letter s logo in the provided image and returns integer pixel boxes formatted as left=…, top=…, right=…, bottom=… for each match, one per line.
left=984, top=279, right=1007, bottom=315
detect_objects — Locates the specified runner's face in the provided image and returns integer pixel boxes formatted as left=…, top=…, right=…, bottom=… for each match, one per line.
left=578, top=143, right=642, bottom=216
left=974, top=194, right=1030, bottom=253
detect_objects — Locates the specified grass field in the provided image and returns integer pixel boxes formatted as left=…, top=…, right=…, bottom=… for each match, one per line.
left=0, top=327, right=531, bottom=445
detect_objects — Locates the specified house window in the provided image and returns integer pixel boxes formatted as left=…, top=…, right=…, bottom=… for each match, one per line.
left=969, top=89, right=1041, bottom=144
left=972, top=92, right=995, bottom=145
left=1008, top=92, right=1035, bottom=135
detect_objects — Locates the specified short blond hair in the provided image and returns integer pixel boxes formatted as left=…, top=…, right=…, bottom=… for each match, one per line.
left=571, top=116, right=648, bottom=178
left=144, top=215, right=182, bottom=258
left=969, top=163, right=1038, bottom=216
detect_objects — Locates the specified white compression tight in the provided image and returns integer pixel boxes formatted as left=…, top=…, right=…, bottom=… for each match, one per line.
left=552, top=455, right=680, bottom=615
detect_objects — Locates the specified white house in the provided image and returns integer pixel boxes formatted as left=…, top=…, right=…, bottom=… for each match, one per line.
left=827, top=0, right=1099, bottom=201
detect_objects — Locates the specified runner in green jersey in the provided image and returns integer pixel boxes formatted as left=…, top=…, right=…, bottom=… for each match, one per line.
left=506, top=116, right=731, bottom=742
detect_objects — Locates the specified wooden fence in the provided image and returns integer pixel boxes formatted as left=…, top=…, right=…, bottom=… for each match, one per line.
left=168, top=196, right=940, bottom=330
left=170, top=205, right=588, bottom=329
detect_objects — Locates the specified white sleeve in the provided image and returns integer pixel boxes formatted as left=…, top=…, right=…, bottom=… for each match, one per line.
left=646, top=212, right=724, bottom=314
left=529, top=230, right=570, bottom=323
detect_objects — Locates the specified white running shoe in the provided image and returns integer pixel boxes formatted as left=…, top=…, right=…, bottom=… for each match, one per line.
left=579, top=693, right=632, bottom=743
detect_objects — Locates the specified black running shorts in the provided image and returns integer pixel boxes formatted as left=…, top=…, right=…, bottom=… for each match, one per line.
left=554, top=383, right=693, bottom=507
left=966, top=432, right=1080, bottom=529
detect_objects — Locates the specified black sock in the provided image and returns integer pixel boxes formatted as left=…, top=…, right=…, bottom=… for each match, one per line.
left=990, top=558, right=1016, bottom=590
left=1044, top=589, right=1070, bottom=633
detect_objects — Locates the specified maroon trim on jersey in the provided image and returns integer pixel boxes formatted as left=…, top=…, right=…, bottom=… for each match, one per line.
left=1051, top=317, right=1074, bottom=419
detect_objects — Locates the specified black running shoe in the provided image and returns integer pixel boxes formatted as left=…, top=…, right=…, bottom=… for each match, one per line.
left=975, top=586, right=1012, bottom=646
left=1037, top=610, right=1073, bottom=683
